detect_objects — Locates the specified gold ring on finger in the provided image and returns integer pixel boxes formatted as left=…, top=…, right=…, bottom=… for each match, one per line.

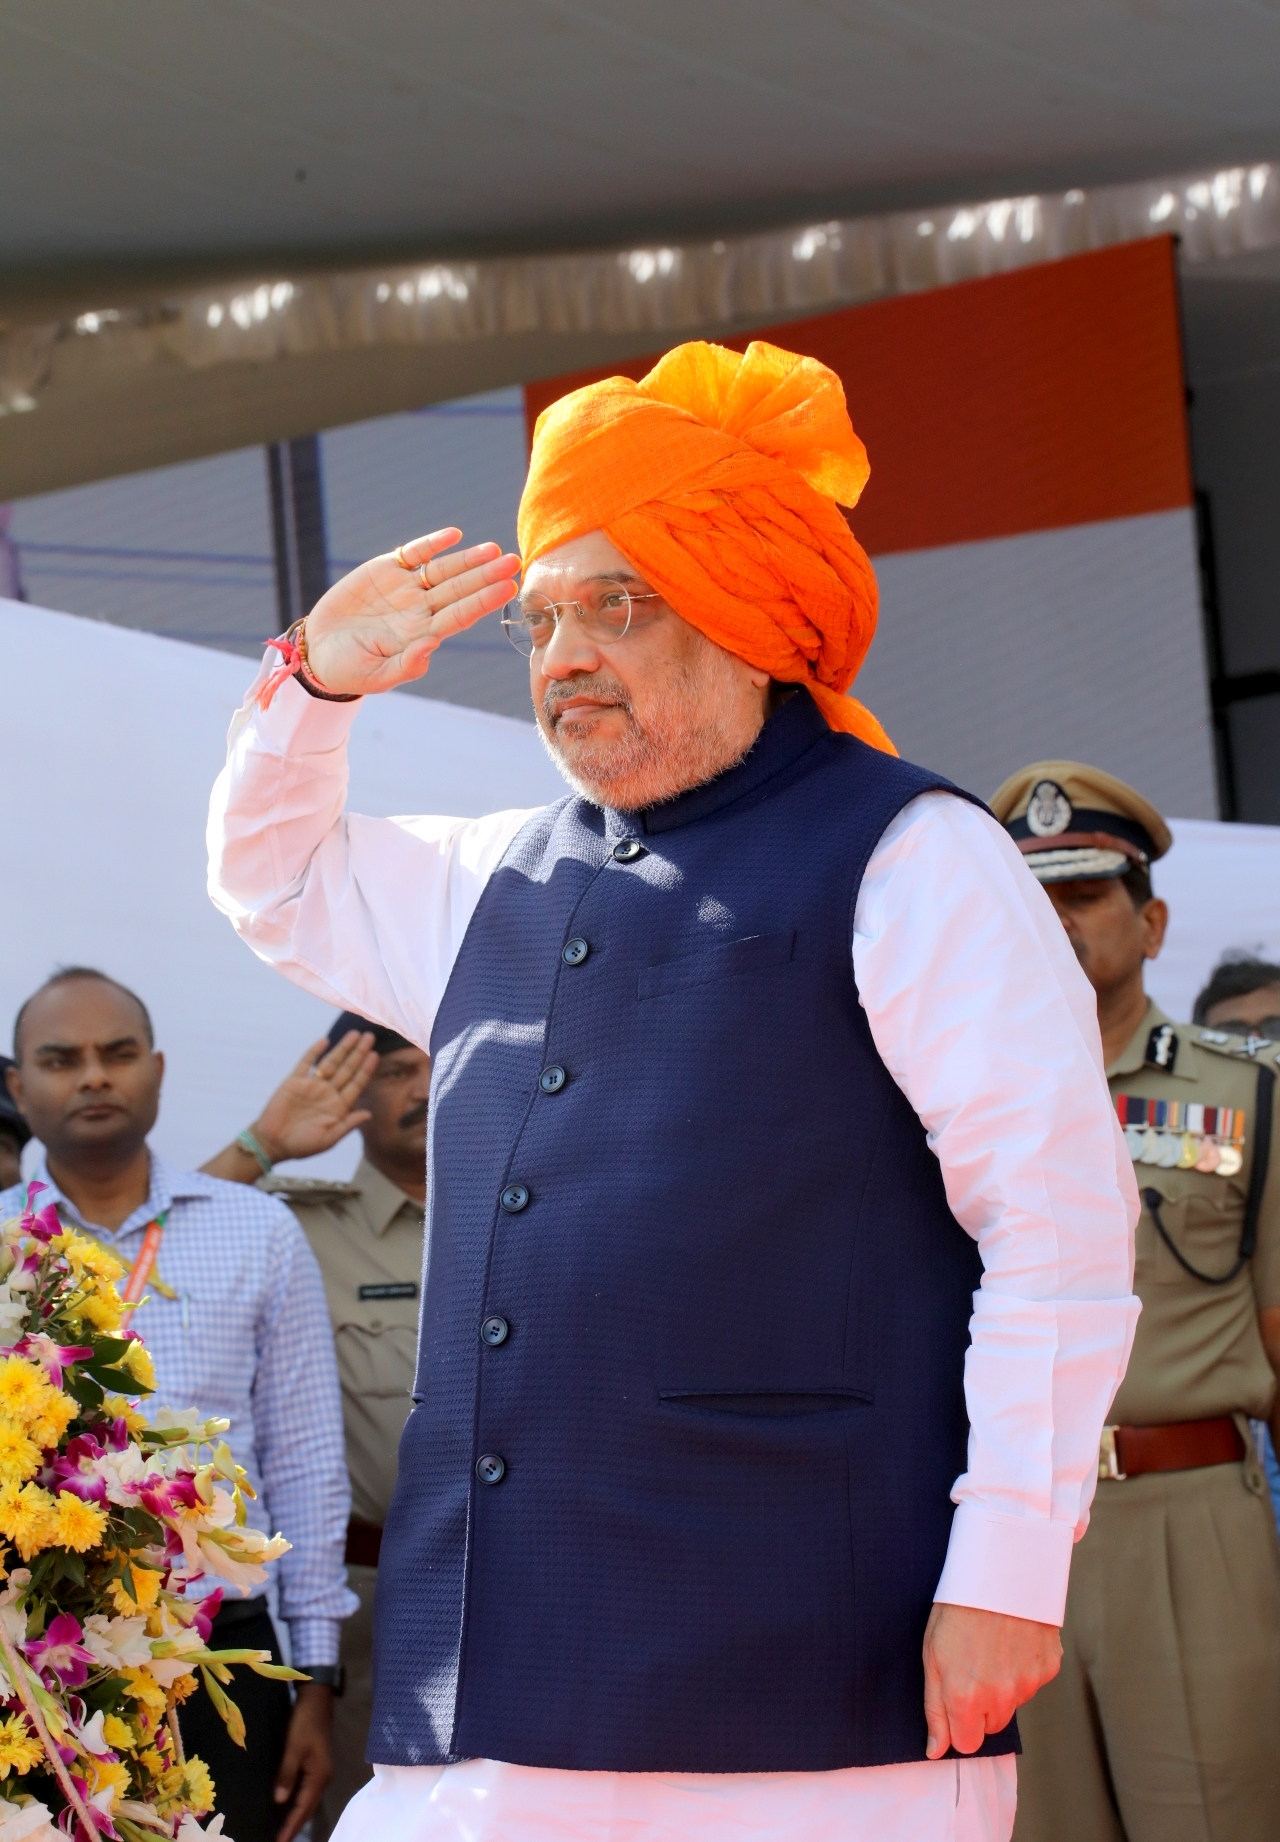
left=417, top=563, right=434, bottom=590
left=395, top=545, right=415, bottom=571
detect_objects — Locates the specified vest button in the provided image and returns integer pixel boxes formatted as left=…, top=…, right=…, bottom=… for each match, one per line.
left=476, top=1454, right=506, bottom=1486
left=480, top=1315, right=509, bottom=1347
left=562, top=937, right=590, bottom=966
left=539, top=1065, right=567, bottom=1094
left=613, top=838, right=644, bottom=862
left=500, top=1183, right=530, bottom=1213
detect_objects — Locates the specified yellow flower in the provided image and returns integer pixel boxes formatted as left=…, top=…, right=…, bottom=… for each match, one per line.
left=122, top=1668, right=168, bottom=1719
left=84, top=1755, right=130, bottom=1808
left=139, top=1746, right=166, bottom=1777
left=0, top=1360, right=47, bottom=1428
left=157, top=1756, right=215, bottom=1816
left=0, top=1422, right=40, bottom=1487
left=110, top=1565, right=162, bottom=1614
left=169, top=1671, right=198, bottom=1705
left=27, top=1389, right=75, bottom=1451
left=52, top=1491, right=107, bottom=1553
left=58, top=1233, right=126, bottom=1284
left=0, top=1482, right=57, bottom=1561
left=120, top=1341, right=155, bottom=1391
left=102, top=1714, right=136, bottom=1751
left=103, top=1395, right=148, bottom=1436
left=0, top=1714, right=42, bottom=1778
left=75, top=1294, right=124, bottom=1334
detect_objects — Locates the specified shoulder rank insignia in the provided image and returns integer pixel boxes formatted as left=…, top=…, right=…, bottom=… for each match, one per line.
left=1145, top=1023, right=1178, bottom=1069
left=1115, top=1094, right=1245, bottom=1176
left=1198, top=1028, right=1273, bottom=1059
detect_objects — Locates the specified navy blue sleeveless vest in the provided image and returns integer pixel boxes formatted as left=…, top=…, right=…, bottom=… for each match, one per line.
left=370, top=689, right=1015, bottom=1772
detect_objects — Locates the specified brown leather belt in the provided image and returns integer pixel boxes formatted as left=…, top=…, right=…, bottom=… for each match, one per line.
left=345, top=1515, right=384, bottom=1568
left=1098, top=1414, right=1245, bottom=1481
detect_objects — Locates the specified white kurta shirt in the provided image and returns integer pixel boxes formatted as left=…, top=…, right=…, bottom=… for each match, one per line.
left=207, top=667, right=1140, bottom=1842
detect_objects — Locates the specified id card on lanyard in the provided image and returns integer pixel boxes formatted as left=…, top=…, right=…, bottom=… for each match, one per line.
left=120, top=1211, right=168, bottom=1331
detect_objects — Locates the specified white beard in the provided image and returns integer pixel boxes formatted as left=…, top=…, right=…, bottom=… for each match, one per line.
left=537, top=641, right=761, bottom=810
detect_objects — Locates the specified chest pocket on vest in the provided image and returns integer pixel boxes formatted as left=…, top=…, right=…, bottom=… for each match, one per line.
left=637, top=930, right=796, bottom=1001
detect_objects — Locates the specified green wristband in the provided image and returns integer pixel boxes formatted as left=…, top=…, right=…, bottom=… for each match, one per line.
left=235, top=1128, right=274, bottom=1176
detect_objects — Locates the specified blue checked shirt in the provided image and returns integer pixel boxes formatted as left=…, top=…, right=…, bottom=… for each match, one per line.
left=0, top=1153, right=356, bottom=1666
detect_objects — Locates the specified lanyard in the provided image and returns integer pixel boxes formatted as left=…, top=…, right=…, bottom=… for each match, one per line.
left=120, top=1212, right=168, bottom=1328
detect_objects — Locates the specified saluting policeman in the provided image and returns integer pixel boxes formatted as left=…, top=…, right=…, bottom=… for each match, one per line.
left=204, top=1013, right=429, bottom=1831
left=990, top=761, right=1280, bottom=1842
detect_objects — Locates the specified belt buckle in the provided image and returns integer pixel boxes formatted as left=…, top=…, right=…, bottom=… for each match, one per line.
left=1098, top=1425, right=1127, bottom=1481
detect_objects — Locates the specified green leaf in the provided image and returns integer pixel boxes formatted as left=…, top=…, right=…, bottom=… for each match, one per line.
left=89, top=1337, right=131, bottom=1364
left=65, top=1371, right=104, bottom=1410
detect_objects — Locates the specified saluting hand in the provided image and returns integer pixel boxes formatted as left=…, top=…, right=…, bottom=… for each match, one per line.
left=303, top=528, right=521, bottom=696
left=251, top=1031, right=379, bottom=1163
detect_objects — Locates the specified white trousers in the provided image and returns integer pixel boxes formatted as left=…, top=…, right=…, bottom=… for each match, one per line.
left=331, top=1757, right=1017, bottom=1841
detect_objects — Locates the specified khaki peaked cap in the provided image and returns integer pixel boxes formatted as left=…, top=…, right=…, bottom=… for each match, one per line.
left=989, top=760, right=1172, bottom=885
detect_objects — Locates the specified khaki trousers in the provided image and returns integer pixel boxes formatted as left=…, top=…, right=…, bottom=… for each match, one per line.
left=317, top=1562, right=377, bottom=1838
left=1013, top=1459, right=1280, bottom=1842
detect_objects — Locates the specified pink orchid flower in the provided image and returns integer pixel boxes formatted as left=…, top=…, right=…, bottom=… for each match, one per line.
left=16, top=1333, right=94, bottom=1387
left=50, top=1435, right=109, bottom=1504
left=64, top=1778, right=120, bottom=1841
left=139, top=1473, right=200, bottom=1521
left=192, top=1588, right=224, bottom=1642
left=25, top=1612, right=98, bottom=1689
left=19, top=1181, right=61, bottom=1245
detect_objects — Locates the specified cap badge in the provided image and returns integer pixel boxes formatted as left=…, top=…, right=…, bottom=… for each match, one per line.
left=1026, top=780, right=1073, bottom=837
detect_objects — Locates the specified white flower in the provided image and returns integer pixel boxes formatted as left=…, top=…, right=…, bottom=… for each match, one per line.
left=71, top=1709, right=111, bottom=1756
left=0, top=1289, right=29, bottom=1328
left=87, top=1444, right=150, bottom=1504
left=82, top=1614, right=153, bottom=1670
left=147, top=1621, right=204, bottom=1688
left=115, top=1800, right=176, bottom=1832
left=175, top=1816, right=229, bottom=1840
left=0, top=1799, right=60, bottom=1841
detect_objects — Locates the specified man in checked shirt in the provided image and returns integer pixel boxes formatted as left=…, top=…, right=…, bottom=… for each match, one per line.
left=2, top=965, right=355, bottom=1842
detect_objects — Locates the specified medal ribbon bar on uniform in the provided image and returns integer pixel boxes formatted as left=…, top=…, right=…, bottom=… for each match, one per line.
left=1114, top=1094, right=1246, bottom=1174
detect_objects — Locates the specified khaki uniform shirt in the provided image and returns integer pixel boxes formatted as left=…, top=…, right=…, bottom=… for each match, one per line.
left=261, top=1158, right=423, bottom=1524
left=1109, top=1000, right=1280, bottom=1425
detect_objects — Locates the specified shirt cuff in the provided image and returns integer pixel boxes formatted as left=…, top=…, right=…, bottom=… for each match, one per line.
left=246, top=656, right=364, bottom=755
left=287, top=1616, right=344, bottom=1670
left=934, top=1503, right=1076, bottom=1626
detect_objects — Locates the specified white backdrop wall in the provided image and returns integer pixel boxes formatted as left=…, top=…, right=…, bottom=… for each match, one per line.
left=4, top=598, right=1278, bottom=1190
left=2, top=598, right=563, bottom=1179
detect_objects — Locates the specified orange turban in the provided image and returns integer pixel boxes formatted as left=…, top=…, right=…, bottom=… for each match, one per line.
left=517, top=339, right=892, bottom=752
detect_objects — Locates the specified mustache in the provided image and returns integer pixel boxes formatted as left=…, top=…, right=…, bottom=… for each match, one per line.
left=541, top=673, right=633, bottom=722
left=397, top=1101, right=429, bottom=1130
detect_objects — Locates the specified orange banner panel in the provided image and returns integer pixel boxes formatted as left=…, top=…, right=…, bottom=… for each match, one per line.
left=523, top=238, right=1193, bottom=557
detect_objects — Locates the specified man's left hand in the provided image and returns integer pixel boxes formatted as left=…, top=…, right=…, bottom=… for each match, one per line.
left=922, top=1603, right=1061, bottom=1758
left=273, top=1682, right=334, bottom=1842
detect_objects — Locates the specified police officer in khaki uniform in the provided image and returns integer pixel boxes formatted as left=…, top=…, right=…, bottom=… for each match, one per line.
left=203, top=1014, right=429, bottom=1833
left=989, top=762, right=1280, bottom=1842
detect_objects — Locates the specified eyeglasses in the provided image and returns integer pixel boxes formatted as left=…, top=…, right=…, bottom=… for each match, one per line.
left=500, top=586, right=663, bottom=656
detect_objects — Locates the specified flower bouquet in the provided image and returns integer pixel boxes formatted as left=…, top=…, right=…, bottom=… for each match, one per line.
left=0, top=1185, right=301, bottom=1842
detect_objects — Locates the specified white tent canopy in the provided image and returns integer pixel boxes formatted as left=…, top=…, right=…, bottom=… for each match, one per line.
left=4, top=595, right=1279, bottom=1181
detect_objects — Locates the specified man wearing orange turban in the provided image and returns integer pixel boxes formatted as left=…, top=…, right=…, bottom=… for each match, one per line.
left=209, top=339, right=1138, bottom=1842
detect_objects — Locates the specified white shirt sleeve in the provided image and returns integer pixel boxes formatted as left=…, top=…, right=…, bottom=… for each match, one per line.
left=854, top=791, right=1140, bottom=1628
left=206, top=661, right=539, bottom=1049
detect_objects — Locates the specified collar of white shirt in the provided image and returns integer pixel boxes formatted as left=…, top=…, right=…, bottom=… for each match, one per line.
left=26, top=1150, right=217, bottom=1243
